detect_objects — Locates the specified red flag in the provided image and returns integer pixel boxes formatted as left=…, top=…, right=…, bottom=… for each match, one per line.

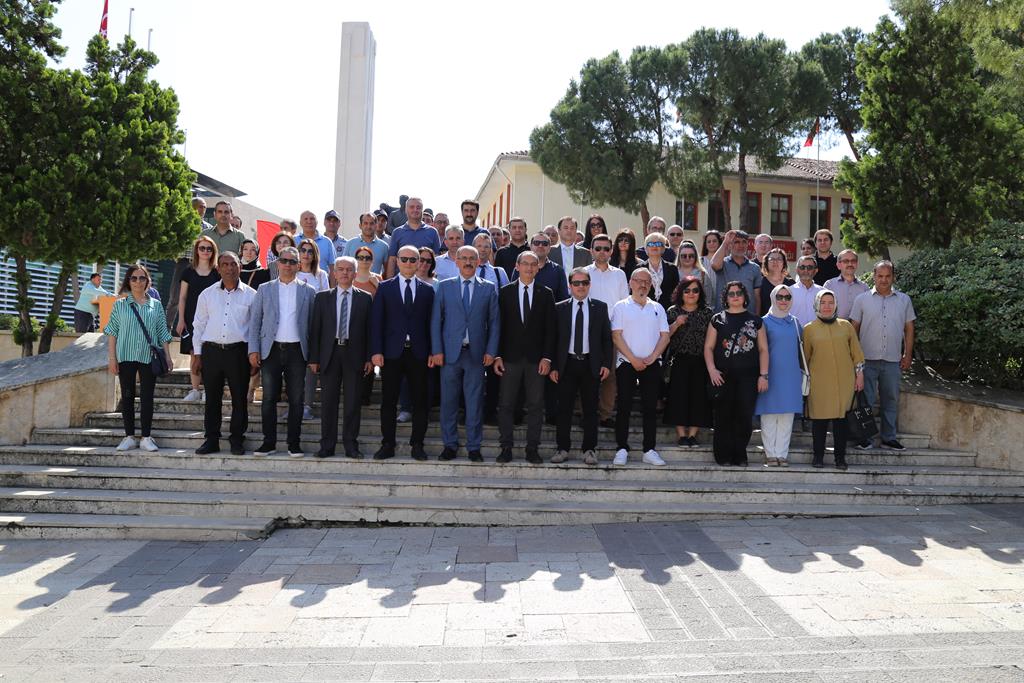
left=256, top=220, right=281, bottom=267
left=803, top=117, right=820, bottom=147
left=99, top=0, right=109, bottom=38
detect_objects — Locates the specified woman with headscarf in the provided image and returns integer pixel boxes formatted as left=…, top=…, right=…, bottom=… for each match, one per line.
left=664, top=276, right=713, bottom=447
left=803, top=289, right=865, bottom=470
left=239, top=239, right=270, bottom=289
left=754, top=284, right=804, bottom=466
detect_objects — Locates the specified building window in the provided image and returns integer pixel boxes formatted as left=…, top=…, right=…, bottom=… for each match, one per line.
left=707, top=190, right=730, bottom=232
left=809, top=195, right=830, bottom=234
left=770, top=194, right=792, bottom=236
left=840, top=197, right=856, bottom=227
left=675, top=200, right=698, bottom=230
left=744, top=192, right=762, bottom=233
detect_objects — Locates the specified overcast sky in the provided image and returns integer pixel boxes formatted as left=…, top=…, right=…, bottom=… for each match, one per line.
left=51, top=0, right=893, bottom=229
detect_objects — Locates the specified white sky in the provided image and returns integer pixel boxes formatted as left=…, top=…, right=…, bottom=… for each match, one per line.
left=51, top=0, right=892, bottom=229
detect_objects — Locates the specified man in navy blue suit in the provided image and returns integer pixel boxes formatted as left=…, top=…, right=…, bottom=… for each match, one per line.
left=430, top=245, right=500, bottom=462
left=369, top=245, right=435, bottom=461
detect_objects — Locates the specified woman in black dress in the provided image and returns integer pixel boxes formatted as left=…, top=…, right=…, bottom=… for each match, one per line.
left=664, top=276, right=713, bottom=447
left=176, top=235, right=220, bottom=402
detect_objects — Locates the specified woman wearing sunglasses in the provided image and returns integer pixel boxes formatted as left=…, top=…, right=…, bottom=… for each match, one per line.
left=353, top=245, right=382, bottom=405
left=582, top=213, right=608, bottom=249
left=755, top=284, right=804, bottom=466
left=296, top=239, right=330, bottom=420
left=610, top=228, right=639, bottom=279
left=176, top=235, right=221, bottom=402
left=664, top=276, right=713, bottom=447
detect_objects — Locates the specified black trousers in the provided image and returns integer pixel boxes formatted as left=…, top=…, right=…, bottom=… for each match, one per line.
left=74, top=310, right=95, bottom=333
left=484, top=366, right=500, bottom=419
left=557, top=357, right=600, bottom=452
left=712, top=371, right=757, bottom=465
left=260, top=342, right=306, bottom=450
left=498, top=358, right=546, bottom=449
left=201, top=343, right=249, bottom=446
left=615, top=361, right=663, bottom=452
left=319, top=346, right=364, bottom=454
left=380, top=349, right=428, bottom=447
left=812, top=417, right=848, bottom=466
left=118, top=361, right=155, bottom=437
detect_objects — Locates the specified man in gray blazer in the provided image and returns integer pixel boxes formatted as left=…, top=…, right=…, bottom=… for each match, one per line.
left=247, top=247, right=316, bottom=457
left=548, top=216, right=593, bottom=276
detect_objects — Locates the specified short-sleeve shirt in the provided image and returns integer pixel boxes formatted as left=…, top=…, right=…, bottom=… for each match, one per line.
left=850, top=289, right=916, bottom=362
left=715, top=256, right=763, bottom=314
left=824, top=275, right=870, bottom=320
left=610, top=297, right=669, bottom=364
left=388, top=223, right=441, bottom=257
left=711, top=310, right=762, bottom=373
left=200, top=226, right=246, bottom=256
left=75, top=282, right=110, bottom=315
left=104, top=296, right=172, bottom=364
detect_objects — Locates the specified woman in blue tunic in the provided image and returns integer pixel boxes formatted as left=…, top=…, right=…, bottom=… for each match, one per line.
left=755, top=284, right=804, bottom=466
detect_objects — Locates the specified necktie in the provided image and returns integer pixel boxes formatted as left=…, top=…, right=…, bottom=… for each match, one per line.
left=574, top=300, right=585, bottom=355
left=338, top=290, right=349, bottom=342
left=462, top=279, right=471, bottom=313
left=404, top=278, right=413, bottom=312
left=522, top=285, right=531, bottom=324
left=479, top=265, right=486, bottom=280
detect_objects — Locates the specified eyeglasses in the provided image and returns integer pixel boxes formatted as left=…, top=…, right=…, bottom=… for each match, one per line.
left=197, top=246, right=213, bottom=252
left=277, top=258, right=298, bottom=266
left=775, top=294, right=793, bottom=301
left=645, top=242, right=665, bottom=248
left=355, top=255, right=373, bottom=261
left=531, top=240, right=550, bottom=246
left=682, top=287, right=700, bottom=294
left=569, top=280, right=591, bottom=287
left=398, top=256, right=419, bottom=263
left=797, top=265, right=816, bottom=271
left=679, top=253, right=696, bottom=260
left=727, top=291, right=745, bottom=298
left=592, top=246, right=611, bottom=252
left=129, top=275, right=148, bottom=282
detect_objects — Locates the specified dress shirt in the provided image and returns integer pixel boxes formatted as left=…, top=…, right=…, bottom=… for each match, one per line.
left=460, top=277, right=474, bottom=345
left=567, top=297, right=591, bottom=355
left=275, top=279, right=301, bottom=343
left=518, top=282, right=534, bottom=323
left=824, top=275, right=870, bottom=320
left=790, top=280, right=824, bottom=327
left=559, top=243, right=576, bottom=273
left=434, top=254, right=459, bottom=281
left=610, top=297, right=669, bottom=364
left=335, top=287, right=353, bottom=341
left=478, top=262, right=508, bottom=289
left=193, top=281, right=256, bottom=354
left=402, top=277, right=417, bottom=303
left=584, top=264, right=629, bottom=314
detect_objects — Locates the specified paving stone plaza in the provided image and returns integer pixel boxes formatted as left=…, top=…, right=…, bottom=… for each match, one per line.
left=1, top=506, right=1023, bottom=681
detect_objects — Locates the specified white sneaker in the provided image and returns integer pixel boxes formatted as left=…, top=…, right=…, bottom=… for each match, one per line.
left=642, top=449, right=666, bottom=466
left=396, top=411, right=412, bottom=423
left=182, top=389, right=203, bottom=402
left=288, top=449, right=304, bottom=458
left=139, top=437, right=159, bottom=452
left=302, top=405, right=314, bottom=421
left=550, top=450, right=569, bottom=464
left=613, top=449, right=629, bottom=466
left=116, top=436, right=138, bottom=451
left=201, top=390, right=206, bottom=401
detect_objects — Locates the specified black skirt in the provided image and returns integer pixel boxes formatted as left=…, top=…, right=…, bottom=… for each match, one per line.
left=663, top=353, right=712, bottom=427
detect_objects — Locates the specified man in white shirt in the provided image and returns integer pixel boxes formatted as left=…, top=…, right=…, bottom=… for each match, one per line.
left=549, top=216, right=593, bottom=276
left=434, top=226, right=464, bottom=281
left=584, top=234, right=629, bottom=428
left=192, top=252, right=257, bottom=456
left=790, top=255, right=825, bottom=327
left=610, top=268, right=671, bottom=467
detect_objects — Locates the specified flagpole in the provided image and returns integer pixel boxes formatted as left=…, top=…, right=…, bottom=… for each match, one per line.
left=815, top=116, right=821, bottom=234
left=128, top=7, right=134, bottom=38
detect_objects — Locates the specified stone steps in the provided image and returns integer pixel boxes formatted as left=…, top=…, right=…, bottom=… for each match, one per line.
left=0, top=511, right=272, bottom=540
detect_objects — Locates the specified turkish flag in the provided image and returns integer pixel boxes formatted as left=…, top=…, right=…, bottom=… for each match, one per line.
left=99, top=0, right=108, bottom=37
left=256, top=220, right=280, bottom=267
left=803, top=117, right=820, bottom=147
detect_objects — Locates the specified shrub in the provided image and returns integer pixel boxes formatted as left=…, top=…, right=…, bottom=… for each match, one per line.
left=896, top=220, right=1024, bottom=388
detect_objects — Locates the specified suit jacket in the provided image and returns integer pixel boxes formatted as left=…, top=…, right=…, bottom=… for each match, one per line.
left=549, top=243, right=594, bottom=270
left=369, top=275, right=434, bottom=360
left=513, top=261, right=569, bottom=303
left=638, top=259, right=680, bottom=311
left=247, top=278, right=316, bottom=360
left=553, top=298, right=614, bottom=379
left=309, top=286, right=373, bottom=369
left=430, top=276, right=499, bottom=363
left=496, top=281, right=556, bottom=364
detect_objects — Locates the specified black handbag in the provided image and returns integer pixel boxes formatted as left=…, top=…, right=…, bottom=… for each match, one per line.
left=845, top=391, right=879, bottom=439
left=129, top=301, right=170, bottom=377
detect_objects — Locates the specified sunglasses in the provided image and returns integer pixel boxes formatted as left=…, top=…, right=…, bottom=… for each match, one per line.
left=668, top=233, right=683, bottom=238
left=569, top=280, right=591, bottom=287
left=727, top=291, right=745, bottom=298
left=679, top=253, right=696, bottom=259
left=797, top=265, right=816, bottom=271
left=299, top=248, right=314, bottom=254
left=531, top=240, right=550, bottom=246
left=277, top=258, right=298, bottom=266
left=129, top=275, right=149, bottom=282
left=683, top=287, right=700, bottom=294
left=645, top=242, right=665, bottom=248
left=197, top=246, right=213, bottom=252
left=775, top=294, right=793, bottom=301
left=355, top=255, right=373, bottom=261
left=592, top=246, right=611, bottom=252
left=398, top=256, right=419, bottom=263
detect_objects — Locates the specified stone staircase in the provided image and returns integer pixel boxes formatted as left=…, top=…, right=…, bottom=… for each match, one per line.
left=0, top=369, right=1021, bottom=539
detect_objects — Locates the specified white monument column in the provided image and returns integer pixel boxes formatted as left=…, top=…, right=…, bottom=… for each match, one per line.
left=333, top=22, right=376, bottom=237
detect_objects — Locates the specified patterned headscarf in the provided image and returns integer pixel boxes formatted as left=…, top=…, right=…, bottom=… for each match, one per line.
left=813, top=289, right=838, bottom=324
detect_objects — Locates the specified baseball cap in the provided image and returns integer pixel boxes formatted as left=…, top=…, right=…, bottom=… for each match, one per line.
left=324, top=210, right=340, bottom=220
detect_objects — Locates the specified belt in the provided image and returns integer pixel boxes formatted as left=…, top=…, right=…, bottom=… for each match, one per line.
left=461, top=342, right=470, bottom=349
left=274, top=341, right=300, bottom=347
left=336, top=339, right=349, bottom=347
left=569, top=353, right=589, bottom=361
left=205, top=341, right=245, bottom=350
left=403, top=341, right=412, bottom=349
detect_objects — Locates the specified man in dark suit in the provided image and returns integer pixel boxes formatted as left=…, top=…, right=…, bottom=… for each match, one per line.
left=493, top=251, right=556, bottom=464
left=309, top=256, right=373, bottom=459
left=369, top=245, right=434, bottom=461
left=549, top=267, right=614, bottom=465
left=548, top=216, right=593, bottom=274
left=430, top=245, right=500, bottom=462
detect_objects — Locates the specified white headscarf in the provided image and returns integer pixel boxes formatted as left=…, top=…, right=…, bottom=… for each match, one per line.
left=768, top=283, right=794, bottom=319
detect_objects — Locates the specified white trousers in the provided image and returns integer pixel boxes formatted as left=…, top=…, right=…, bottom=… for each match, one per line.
left=760, top=413, right=795, bottom=461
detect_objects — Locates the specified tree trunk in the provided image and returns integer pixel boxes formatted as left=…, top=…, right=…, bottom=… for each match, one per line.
left=737, top=153, right=748, bottom=230
left=639, top=201, right=651, bottom=232
left=13, top=255, right=35, bottom=357
left=844, top=129, right=861, bottom=162
left=38, top=263, right=73, bottom=354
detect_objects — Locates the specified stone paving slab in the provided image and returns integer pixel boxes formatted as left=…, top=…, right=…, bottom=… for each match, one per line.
left=0, top=504, right=1022, bottom=680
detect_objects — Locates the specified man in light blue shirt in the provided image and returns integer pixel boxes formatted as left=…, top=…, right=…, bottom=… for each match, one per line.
left=322, top=209, right=347, bottom=264
left=343, top=211, right=390, bottom=274
left=74, top=273, right=110, bottom=332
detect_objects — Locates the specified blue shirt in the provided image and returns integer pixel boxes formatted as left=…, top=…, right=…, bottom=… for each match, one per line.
left=343, top=236, right=390, bottom=274
left=388, top=223, right=441, bottom=257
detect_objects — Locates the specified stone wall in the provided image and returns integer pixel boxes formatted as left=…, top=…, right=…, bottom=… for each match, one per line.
left=0, top=330, right=80, bottom=363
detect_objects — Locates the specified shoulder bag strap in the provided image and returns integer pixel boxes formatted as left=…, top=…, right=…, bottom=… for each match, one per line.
left=794, top=317, right=808, bottom=371
left=128, top=300, right=159, bottom=349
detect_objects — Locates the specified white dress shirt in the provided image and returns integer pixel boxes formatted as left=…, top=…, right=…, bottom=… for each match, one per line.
left=559, top=243, right=576, bottom=274
left=275, top=279, right=301, bottom=343
left=567, top=296, right=591, bottom=355
left=335, top=286, right=353, bottom=341
left=791, top=280, right=824, bottom=327
left=584, top=264, right=629, bottom=314
left=401, top=277, right=417, bottom=302
left=519, top=281, right=534, bottom=323
left=192, top=281, right=256, bottom=354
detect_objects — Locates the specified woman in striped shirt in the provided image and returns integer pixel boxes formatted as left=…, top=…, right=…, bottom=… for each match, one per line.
left=104, top=265, right=174, bottom=452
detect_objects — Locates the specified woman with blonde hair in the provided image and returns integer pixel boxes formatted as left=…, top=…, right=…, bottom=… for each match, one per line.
left=176, top=235, right=220, bottom=402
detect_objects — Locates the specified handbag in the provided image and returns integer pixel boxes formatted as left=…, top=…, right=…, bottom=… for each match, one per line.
left=794, top=318, right=810, bottom=396
left=128, top=301, right=170, bottom=377
left=845, top=391, right=879, bottom=439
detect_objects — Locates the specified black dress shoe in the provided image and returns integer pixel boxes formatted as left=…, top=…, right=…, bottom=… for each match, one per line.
left=835, top=461, right=849, bottom=471
left=345, top=448, right=363, bottom=460
left=314, top=450, right=333, bottom=459
left=373, top=445, right=395, bottom=460
left=525, top=448, right=543, bottom=465
left=230, top=443, right=245, bottom=455
left=410, top=445, right=428, bottom=461
left=468, top=450, right=483, bottom=462
left=196, top=441, right=220, bottom=455
left=811, top=461, right=824, bottom=468
left=544, top=417, right=558, bottom=426
left=496, top=448, right=513, bottom=463
left=599, top=418, right=615, bottom=429
left=439, top=447, right=457, bottom=461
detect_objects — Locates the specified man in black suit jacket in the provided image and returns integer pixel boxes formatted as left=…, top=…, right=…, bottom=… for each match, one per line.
left=309, top=257, right=373, bottom=458
left=369, top=245, right=434, bottom=461
left=549, top=267, right=614, bottom=465
left=493, top=251, right=556, bottom=464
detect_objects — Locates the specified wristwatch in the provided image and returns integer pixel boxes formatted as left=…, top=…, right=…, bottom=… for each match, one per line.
left=759, top=373, right=769, bottom=379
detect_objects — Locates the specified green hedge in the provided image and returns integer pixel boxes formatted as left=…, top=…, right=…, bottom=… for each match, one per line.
left=896, top=221, right=1024, bottom=389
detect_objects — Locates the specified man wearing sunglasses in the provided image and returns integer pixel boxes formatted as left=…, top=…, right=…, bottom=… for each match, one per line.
left=790, top=255, right=824, bottom=327
left=584, top=234, right=628, bottom=429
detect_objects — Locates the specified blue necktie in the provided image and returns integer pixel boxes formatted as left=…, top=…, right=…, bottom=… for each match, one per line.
left=462, top=279, right=471, bottom=313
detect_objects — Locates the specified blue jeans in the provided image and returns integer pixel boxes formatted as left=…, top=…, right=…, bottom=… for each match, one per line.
left=862, top=360, right=901, bottom=441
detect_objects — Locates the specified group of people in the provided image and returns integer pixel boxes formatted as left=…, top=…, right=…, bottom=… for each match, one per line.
left=102, top=197, right=916, bottom=469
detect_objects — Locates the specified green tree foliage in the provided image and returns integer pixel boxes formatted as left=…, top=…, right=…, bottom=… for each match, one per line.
left=801, top=28, right=866, bottom=161
left=896, top=220, right=1024, bottom=389
left=836, top=4, right=1024, bottom=252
